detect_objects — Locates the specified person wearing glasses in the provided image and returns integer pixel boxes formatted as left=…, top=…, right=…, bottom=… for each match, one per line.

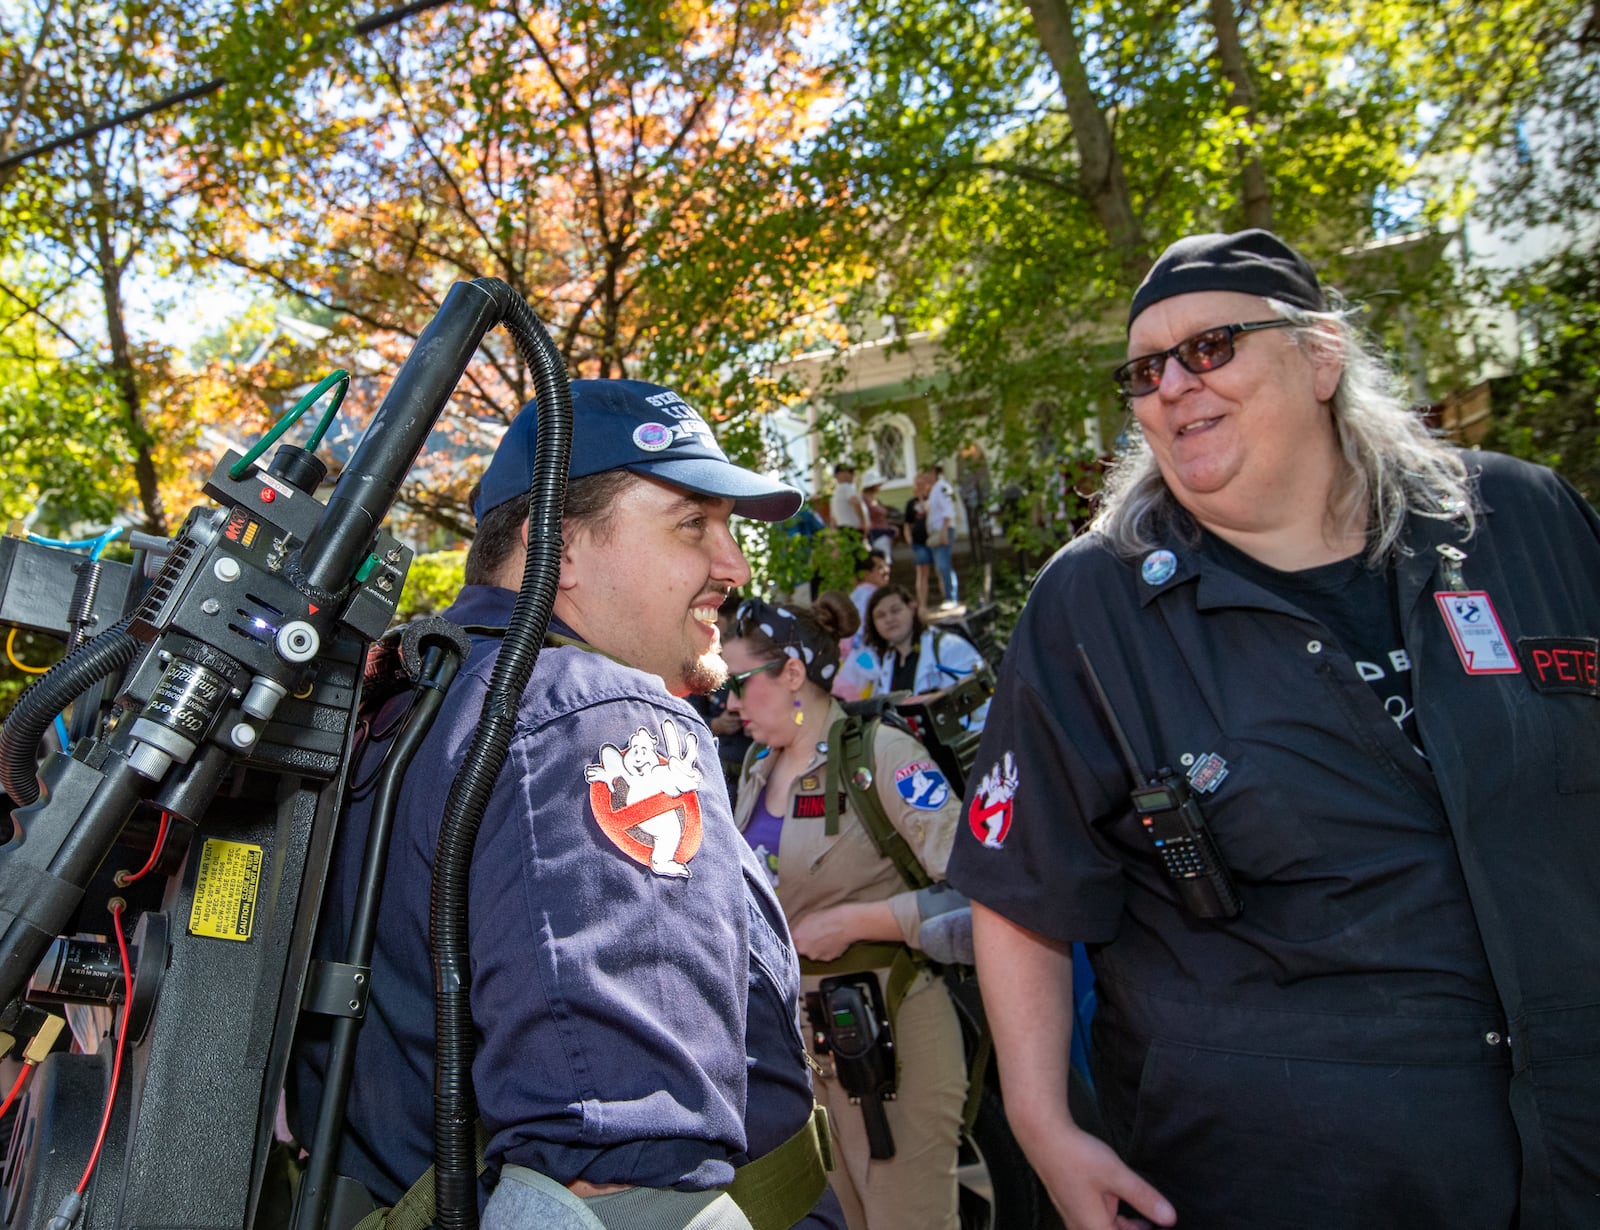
left=947, top=230, right=1600, bottom=1229
left=291, top=380, right=844, bottom=1230
left=722, top=598, right=967, bottom=1230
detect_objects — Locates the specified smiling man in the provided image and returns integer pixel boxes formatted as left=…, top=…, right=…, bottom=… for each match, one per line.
left=291, top=380, right=846, bottom=1230
left=950, top=231, right=1600, bottom=1230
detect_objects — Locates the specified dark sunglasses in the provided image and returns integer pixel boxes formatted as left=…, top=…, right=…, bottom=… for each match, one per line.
left=1113, top=319, right=1294, bottom=397
left=724, top=660, right=783, bottom=698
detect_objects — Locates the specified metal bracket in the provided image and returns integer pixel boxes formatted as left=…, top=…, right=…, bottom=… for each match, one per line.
left=304, top=958, right=370, bottom=1019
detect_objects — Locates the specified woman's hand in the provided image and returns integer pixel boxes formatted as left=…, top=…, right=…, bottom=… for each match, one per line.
left=792, top=900, right=900, bottom=961
left=790, top=905, right=864, bottom=961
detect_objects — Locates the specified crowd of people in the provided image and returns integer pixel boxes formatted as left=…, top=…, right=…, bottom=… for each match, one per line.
left=285, top=227, right=1600, bottom=1230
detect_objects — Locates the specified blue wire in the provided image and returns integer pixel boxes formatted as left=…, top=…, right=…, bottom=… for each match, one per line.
left=26, top=525, right=124, bottom=558
left=89, top=526, right=124, bottom=560
left=53, top=715, right=71, bottom=754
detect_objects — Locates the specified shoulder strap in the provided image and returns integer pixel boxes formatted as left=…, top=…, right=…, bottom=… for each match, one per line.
left=825, top=716, right=932, bottom=892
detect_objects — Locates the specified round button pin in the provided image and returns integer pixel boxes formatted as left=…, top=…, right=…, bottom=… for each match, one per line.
left=1141, top=549, right=1177, bottom=585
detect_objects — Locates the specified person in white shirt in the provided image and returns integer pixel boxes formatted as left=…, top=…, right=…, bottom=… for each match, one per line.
left=829, top=464, right=868, bottom=534
left=924, top=466, right=959, bottom=606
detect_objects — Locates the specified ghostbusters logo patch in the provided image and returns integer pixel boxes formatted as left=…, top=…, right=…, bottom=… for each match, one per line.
left=896, top=761, right=951, bottom=811
left=968, top=752, right=1019, bottom=849
left=584, top=717, right=703, bottom=878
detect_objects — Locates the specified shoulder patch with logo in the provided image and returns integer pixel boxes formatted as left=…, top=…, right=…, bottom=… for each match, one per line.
left=968, top=752, right=1018, bottom=849
left=584, top=716, right=703, bottom=878
left=895, top=761, right=950, bottom=810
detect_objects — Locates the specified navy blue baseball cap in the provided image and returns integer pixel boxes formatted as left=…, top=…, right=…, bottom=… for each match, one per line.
left=473, top=378, right=803, bottom=523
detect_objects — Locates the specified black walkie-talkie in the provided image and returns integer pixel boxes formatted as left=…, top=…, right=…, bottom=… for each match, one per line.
left=816, top=972, right=898, bottom=1158
left=1077, top=645, right=1242, bottom=920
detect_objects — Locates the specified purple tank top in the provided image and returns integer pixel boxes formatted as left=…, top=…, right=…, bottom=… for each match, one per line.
left=743, top=786, right=785, bottom=888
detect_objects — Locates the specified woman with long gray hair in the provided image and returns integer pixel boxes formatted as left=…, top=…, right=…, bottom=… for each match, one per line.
left=946, top=229, right=1600, bottom=1230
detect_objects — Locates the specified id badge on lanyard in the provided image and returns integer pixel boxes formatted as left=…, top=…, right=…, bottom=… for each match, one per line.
left=1432, top=544, right=1520, bottom=675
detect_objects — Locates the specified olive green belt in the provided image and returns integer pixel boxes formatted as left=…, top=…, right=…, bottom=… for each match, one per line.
left=726, top=1102, right=834, bottom=1230
left=354, top=1107, right=831, bottom=1230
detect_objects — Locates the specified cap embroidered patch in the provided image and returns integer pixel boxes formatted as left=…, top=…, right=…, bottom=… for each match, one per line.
left=1141, top=549, right=1177, bottom=586
left=968, top=751, right=1019, bottom=849
left=895, top=762, right=950, bottom=810
left=583, top=717, right=703, bottom=878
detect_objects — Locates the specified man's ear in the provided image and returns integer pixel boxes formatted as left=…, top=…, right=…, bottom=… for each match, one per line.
left=557, top=519, right=584, bottom=592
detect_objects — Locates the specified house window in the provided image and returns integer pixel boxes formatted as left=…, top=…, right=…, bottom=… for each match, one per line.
left=872, top=417, right=913, bottom=480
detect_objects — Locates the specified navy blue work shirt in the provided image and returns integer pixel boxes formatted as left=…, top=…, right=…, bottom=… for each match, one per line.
left=950, top=452, right=1600, bottom=1228
left=291, top=584, right=830, bottom=1219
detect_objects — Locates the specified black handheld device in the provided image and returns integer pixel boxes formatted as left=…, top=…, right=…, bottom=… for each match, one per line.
left=1077, top=645, right=1242, bottom=920
left=814, top=972, right=898, bottom=1158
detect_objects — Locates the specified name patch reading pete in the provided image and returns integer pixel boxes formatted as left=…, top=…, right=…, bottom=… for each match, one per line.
left=1519, top=637, right=1599, bottom=697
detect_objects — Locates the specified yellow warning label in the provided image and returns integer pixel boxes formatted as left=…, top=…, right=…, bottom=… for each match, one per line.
left=188, top=839, right=264, bottom=942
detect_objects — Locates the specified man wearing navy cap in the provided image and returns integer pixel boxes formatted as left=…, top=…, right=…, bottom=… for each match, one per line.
left=291, top=380, right=845, bottom=1229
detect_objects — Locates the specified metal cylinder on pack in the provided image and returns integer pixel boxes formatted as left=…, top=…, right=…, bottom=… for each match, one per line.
left=30, top=937, right=124, bottom=1005
left=137, top=658, right=230, bottom=751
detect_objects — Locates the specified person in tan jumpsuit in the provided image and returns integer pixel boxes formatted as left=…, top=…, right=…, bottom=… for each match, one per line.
left=722, top=597, right=966, bottom=1230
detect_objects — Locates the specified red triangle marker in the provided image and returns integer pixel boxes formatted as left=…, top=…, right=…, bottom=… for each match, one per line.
left=308, top=603, right=320, bottom=615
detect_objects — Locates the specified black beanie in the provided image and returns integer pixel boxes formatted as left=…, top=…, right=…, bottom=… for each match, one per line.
left=1128, top=229, right=1325, bottom=331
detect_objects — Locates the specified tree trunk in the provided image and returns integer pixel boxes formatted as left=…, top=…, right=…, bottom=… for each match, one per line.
left=88, top=171, right=167, bottom=536
left=1022, top=0, right=1148, bottom=275
left=1208, top=0, right=1274, bottom=231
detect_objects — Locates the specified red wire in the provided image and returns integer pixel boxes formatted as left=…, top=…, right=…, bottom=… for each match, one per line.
left=77, top=902, right=133, bottom=1195
left=120, top=811, right=172, bottom=884
left=0, top=1061, right=31, bottom=1119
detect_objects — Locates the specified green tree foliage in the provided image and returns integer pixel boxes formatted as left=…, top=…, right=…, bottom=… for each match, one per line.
left=746, top=519, right=864, bottom=599
left=0, top=316, right=127, bottom=531
left=395, top=548, right=467, bottom=620
left=806, top=0, right=1584, bottom=536
left=1484, top=252, right=1600, bottom=503
left=1463, top=4, right=1600, bottom=497
left=189, top=0, right=853, bottom=545
left=3, top=0, right=1593, bottom=578
left=0, top=0, right=273, bottom=536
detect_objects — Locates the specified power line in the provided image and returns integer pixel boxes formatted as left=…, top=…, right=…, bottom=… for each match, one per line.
left=0, top=0, right=456, bottom=173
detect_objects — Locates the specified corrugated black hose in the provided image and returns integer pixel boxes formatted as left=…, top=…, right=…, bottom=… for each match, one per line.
left=430, top=281, right=571, bottom=1229
left=0, top=619, right=138, bottom=809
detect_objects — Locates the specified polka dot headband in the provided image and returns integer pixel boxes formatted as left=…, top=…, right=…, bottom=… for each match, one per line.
left=734, top=598, right=838, bottom=688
